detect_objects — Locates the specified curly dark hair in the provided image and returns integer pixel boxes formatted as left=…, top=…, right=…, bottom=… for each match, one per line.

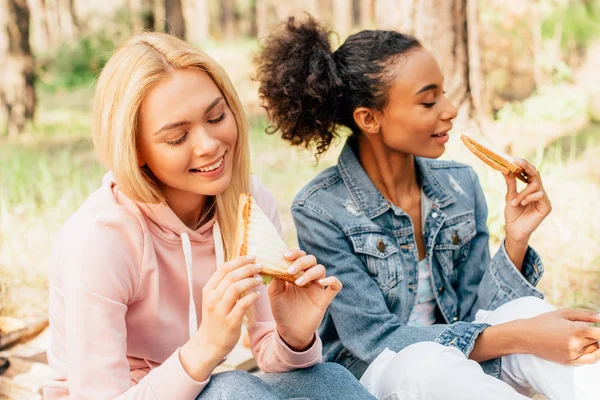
left=254, top=16, right=421, bottom=157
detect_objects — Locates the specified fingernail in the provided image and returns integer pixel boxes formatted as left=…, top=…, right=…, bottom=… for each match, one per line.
left=254, top=263, right=263, bottom=271
left=254, top=274, right=263, bottom=282
left=318, top=278, right=329, bottom=285
left=284, top=251, right=292, bottom=258
left=287, top=266, right=297, bottom=274
left=255, top=291, right=262, bottom=296
left=510, top=199, right=517, bottom=206
left=246, top=255, right=256, bottom=261
left=295, top=277, right=305, bottom=286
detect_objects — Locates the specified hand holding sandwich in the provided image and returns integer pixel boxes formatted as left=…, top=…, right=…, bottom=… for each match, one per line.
left=268, top=249, right=342, bottom=351
left=460, top=135, right=552, bottom=269
left=502, top=158, right=552, bottom=269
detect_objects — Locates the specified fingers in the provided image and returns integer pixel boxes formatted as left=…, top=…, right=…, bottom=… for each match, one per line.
left=294, top=264, right=326, bottom=286
left=561, top=308, right=600, bottom=323
left=213, top=262, right=264, bottom=300
left=219, top=276, right=264, bottom=313
left=572, top=345, right=600, bottom=365
left=513, top=158, right=540, bottom=181
left=520, top=191, right=545, bottom=207
left=229, top=291, right=262, bottom=322
left=317, top=276, right=343, bottom=305
left=504, top=173, right=518, bottom=202
left=510, top=180, right=543, bottom=207
left=205, top=255, right=256, bottom=291
left=283, top=249, right=307, bottom=262
left=584, top=326, right=600, bottom=341
left=286, top=254, right=317, bottom=276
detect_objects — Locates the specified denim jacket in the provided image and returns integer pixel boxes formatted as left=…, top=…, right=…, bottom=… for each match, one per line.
left=291, top=141, right=545, bottom=379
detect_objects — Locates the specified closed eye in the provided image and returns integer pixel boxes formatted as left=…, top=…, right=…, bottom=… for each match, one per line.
left=422, top=102, right=437, bottom=108
left=166, top=132, right=188, bottom=146
left=208, top=112, right=226, bottom=124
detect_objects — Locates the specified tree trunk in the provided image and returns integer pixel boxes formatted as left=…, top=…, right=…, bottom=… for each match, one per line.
left=376, top=0, right=484, bottom=119
left=255, top=0, right=268, bottom=38
left=0, top=0, right=35, bottom=136
left=358, top=0, right=373, bottom=29
left=129, top=0, right=154, bottom=33
left=165, top=0, right=186, bottom=38
left=333, top=0, right=352, bottom=38
left=220, top=0, right=236, bottom=40
left=180, top=0, right=208, bottom=43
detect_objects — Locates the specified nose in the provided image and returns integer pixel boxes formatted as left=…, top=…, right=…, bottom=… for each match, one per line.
left=190, top=127, right=219, bottom=157
left=440, top=95, right=458, bottom=121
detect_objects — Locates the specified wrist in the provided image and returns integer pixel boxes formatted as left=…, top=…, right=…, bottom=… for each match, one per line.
left=470, top=321, right=524, bottom=362
left=277, top=328, right=314, bottom=352
left=180, top=336, right=223, bottom=382
left=505, top=233, right=530, bottom=249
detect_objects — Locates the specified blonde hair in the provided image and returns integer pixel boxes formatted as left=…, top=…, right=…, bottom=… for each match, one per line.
left=92, top=32, right=250, bottom=260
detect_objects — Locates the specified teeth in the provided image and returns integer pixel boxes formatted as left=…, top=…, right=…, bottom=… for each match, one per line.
left=196, top=157, right=223, bottom=172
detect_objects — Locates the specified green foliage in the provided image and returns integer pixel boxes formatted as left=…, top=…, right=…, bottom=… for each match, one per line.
left=36, top=9, right=135, bottom=91
left=541, top=0, right=600, bottom=49
left=496, top=84, right=589, bottom=123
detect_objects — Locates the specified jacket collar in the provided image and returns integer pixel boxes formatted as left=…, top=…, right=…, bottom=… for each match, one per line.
left=337, top=140, right=455, bottom=219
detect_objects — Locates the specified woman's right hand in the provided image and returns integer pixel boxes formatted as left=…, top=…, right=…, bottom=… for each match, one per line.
left=180, top=255, right=264, bottom=381
left=519, top=308, right=600, bottom=365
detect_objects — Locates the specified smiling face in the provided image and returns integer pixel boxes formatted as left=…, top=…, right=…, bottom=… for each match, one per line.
left=374, top=48, right=458, bottom=159
left=137, top=68, right=238, bottom=210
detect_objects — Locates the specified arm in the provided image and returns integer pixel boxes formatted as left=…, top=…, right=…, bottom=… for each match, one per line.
left=459, top=169, right=544, bottom=323
left=51, top=223, right=208, bottom=400
left=292, top=203, right=490, bottom=364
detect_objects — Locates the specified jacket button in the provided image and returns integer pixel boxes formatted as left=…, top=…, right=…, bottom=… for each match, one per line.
left=432, top=212, right=438, bottom=218
left=452, top=316, right=459, bottom=322
left=377, top=238, right=386, bottom=252
left=452, top=232, right=460, bottom=245
left=438, top=286, right=445, bottom=294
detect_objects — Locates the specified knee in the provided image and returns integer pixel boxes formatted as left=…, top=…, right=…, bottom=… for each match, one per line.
left=202, top=370, right=269, bottom=396
left=385, top=342, right=466, bottom=383
left=490, top=297, right=555, bottom=323
left=305, top=362, right=352, bottom=378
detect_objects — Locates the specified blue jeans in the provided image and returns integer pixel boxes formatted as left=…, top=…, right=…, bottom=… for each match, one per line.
left=197, top=362, right=375, bottom=399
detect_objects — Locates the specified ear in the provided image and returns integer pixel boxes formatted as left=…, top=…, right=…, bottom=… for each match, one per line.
left=353, top=107, right=381, bottom=136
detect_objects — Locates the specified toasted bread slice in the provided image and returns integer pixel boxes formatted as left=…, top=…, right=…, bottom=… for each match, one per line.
left=460, top=134, right=528, bottom=183
left=234, top=193, right=305, bottom=285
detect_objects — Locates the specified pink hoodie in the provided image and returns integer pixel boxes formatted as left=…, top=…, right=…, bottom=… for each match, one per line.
left=44, top=173, right=322, bottom=399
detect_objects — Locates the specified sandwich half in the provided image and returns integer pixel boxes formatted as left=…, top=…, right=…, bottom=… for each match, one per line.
left=234, top=193, right=306, bottom=285
left=460, top=134, right=529, bottom=183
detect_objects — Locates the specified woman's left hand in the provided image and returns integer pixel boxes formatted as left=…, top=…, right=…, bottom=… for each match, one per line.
left=503, top=158, right=552, bottom=245
left=268, top=249, right=342, bottom=351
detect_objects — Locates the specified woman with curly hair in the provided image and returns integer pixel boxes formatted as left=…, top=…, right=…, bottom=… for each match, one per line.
left=255, top=16, right=600, bottom=400
left=43, top=32, right=375, bottom=400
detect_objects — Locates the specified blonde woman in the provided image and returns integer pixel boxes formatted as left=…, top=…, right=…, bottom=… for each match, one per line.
left=44, top=32, right=375, bottom=400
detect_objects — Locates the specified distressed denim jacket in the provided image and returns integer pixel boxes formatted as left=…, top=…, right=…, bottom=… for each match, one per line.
left=291, top=140, right=545, bottom=379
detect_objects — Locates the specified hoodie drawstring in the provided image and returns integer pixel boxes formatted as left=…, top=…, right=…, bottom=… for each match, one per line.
left=180, top=232, right=196, bottom=340
left=181, top=222, right=225, bottom=340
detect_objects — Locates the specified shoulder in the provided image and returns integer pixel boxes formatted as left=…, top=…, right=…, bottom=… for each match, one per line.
left=292, top=166, right=343, bottom=208
left=51, top=186, right=144, bottom=299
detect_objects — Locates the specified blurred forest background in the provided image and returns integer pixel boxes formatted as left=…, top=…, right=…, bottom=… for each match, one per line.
left=1, top=0, right=600, bottom=324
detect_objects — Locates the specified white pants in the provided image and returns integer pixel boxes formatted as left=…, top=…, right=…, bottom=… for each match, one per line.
left=359, top=297, right=600, bottom=400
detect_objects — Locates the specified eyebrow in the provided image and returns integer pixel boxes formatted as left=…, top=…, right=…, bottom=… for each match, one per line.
left=414, top=84, right=438, bottom=96
left=152, top=97, right=224, bottom=136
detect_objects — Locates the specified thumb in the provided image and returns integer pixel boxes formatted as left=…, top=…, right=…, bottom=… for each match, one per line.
left=504, top=173, right=517, bottom=203
left=268, top=276, right=287, bottom=297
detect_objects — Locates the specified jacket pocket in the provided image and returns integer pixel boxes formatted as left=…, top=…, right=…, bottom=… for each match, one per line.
left=348, top=233, right=403, bottom=292
left=434, top=212, right=476, bottom=275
